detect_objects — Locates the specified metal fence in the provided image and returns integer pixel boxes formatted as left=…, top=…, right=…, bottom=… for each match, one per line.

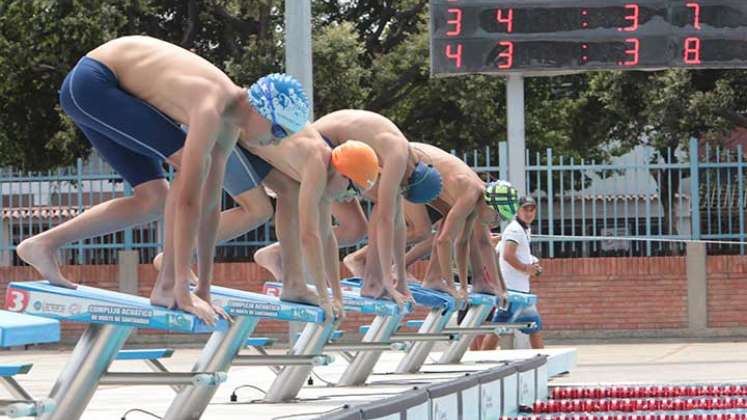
left=0, top=156, right=272, bottom=266
left=1, top=138, right=745, bottom=266
left=457, top=138, right=745, bottom=258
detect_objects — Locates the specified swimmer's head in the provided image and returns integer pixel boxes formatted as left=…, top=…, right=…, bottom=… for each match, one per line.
left=330, top=140, right=379, bottom=194
left=402, top=161, right=442, bottom=204
left=483, top=180, right=518, bottom=221
left=247, top=73, right=310, bottom=144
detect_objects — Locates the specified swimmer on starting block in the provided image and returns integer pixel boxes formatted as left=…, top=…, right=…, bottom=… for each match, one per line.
left=237, top=125, right=380, bottom=318
left=17, top=36, right=310, bottom=324
left=255, top=110, right=443, bottom=306
left=344, top=143, right=518, bottom=305
left=154, top=128, right=379, bottom=319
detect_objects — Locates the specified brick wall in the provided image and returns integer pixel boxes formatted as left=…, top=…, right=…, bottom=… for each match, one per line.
left=707, top=255, right=747, bottom=328
left=2, top=255, right=746, bottom=342
left=533, top=257, right=689, bottom=331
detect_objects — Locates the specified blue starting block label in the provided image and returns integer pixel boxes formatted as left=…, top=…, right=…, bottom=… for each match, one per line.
left=342, top=278, right=456, bottom=312
left=467, top=293, right=500, bottom=307
left=5, top=281, right=225, bottom=334
left=210, top=286, right=325, bottom=323
left=263, top=282, right=409, bottom=317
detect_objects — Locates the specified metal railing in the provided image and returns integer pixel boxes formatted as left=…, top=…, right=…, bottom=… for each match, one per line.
left=1, top=139, right=744, bottom=266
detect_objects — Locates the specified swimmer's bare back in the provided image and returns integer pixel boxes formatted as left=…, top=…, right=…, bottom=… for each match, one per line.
left=87, top=35, right=238, bottom=126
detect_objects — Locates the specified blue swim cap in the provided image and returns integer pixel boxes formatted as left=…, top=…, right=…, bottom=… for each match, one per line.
left=484, top=180, right=518, bottom=220
left=403, top=161, right=442, bottom=204
left=247, top=73, right=310, bottom=134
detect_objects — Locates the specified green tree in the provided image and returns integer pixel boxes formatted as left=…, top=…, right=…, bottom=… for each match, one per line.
left=2, top=0, right=746, bottom=178
left=0, top=0, right=278, bottom=170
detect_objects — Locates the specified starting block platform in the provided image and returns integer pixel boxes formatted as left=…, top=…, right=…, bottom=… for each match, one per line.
left=262, top=282, right=410, bottom=387
left=2, top=280, right=576, bottom=419
left=0, top=310, right=59, bottom=418
left=5, top=281, right=228, bottom=420
left=341, top=278, right=538, bottom=375
left=340, top=277, right=458, bottom=375
left=439, top=289, right=538, bottom=365
left=162, top=284, right=329, bottom=415
left=0, top=310, right=60, bottom=348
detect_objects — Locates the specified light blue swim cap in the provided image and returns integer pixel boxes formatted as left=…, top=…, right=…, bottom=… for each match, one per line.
left=247, top=73, right=310, bottom=134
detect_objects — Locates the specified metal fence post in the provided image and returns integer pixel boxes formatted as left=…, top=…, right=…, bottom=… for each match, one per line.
left=123, top=182, right=133, bottom=251
left=738, top=145, right=744, bottom=255
left=546, top=148, right=554, bottom=258
left=499, top=141, right=509, bottom=181
left=689, top=138, right=701, bottom=240
left=76, top=158, right=84, bottom=265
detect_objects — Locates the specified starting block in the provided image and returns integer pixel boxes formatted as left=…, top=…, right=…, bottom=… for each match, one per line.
left=264, top=281, right=411, bottom=388
left=394, top=285, right=457, bottom=374
left=340, top=278, right=459, bottom=375
left=4, top=281, right=227, bottom=420
left=438, top=290, right=537, bottom=364
left=0, top=310, right=59, bottom=418
left=162, top=284, right=328, bottom=415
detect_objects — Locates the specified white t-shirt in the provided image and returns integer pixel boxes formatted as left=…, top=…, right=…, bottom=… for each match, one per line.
left=496, top=219, right=536, bottom=292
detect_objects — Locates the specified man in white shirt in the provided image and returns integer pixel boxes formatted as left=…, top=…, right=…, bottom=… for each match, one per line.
left=490, top=196, right=544, bottom=349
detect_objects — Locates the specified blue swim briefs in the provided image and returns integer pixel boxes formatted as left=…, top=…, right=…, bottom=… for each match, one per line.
left=60, top=56, right=272, bottom=193
left=223, top=145, right=273, bottom=197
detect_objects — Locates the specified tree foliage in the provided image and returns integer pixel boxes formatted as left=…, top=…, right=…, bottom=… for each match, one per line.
left=1, top=0, right=746, bottom=171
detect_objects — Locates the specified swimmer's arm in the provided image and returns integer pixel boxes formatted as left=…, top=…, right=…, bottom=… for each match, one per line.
left=503, top=240, right=530, bottom=273
left=375, top=149, right=408, bottom=291
left=321, top=201, right=343, bottom=304
left=195, top=144, right=231, bottom=300
left=393, top=206, right=409, bottom=291
left=435, top=190, right=479, bottom=290
left=298, top=156, right=330, bottom=303
left=470, top=225, right=507, bottom=293
left=455, top=212, right=477, bottom=290
left=173, top=106, right=222, bottom=308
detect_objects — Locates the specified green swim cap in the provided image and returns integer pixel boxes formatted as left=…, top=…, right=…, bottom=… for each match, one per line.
left=484, top=180, right=518, bottom=220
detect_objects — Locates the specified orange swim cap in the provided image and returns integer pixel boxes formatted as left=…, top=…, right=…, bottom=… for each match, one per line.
left=330, top=140, right=380, bottom=190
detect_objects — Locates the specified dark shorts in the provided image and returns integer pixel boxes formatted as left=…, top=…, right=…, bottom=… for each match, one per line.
left=223, top=145, right=274, bottom=197
left=60, top=57, right=273, bottom=194
left=59, top=57, right=185, bottom=187
left=427, top=205, right=444, bottom=225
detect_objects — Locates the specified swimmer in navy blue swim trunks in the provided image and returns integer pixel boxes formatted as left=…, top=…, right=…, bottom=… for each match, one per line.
left=17, top=36, right=310, bottom=325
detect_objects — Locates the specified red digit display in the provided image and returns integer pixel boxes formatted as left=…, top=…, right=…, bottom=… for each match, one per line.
left=496, top=9, right=514, bottom=33
left=446, top=8, right=462, bottom=36
left=684, top=37, right=701, bottom=64
left=445, top=43, right=463, bottom=68
left=622, top=4, right=640, bottom=32
left=687, top=2, right=701, bottom=29
left=623, top=38, right=640, bottom=66
left=430, top=1, right=747, bottom=75
left=496, top=41, right=514, bottom=69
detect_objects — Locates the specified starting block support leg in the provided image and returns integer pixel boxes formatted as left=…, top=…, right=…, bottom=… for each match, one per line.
left=438, top=303, right=493, bottom=364
left=163, top=316, right=258, bottom=420
left=396, top=308, right=451, bottom=374
left=0, top=377, right=33, bottom=401
left=41, top=324, right=133, bottom=420
left=338, top=314, right=401, bottom=386
left=264, top=320, right=336, bottom=402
